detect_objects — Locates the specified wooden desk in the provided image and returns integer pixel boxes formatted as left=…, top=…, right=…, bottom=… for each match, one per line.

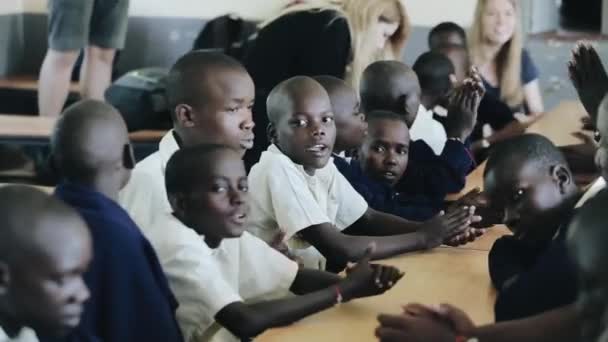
left=259, top=247, right=496, bottom=342
left=0, top=114, right=166, bottom=143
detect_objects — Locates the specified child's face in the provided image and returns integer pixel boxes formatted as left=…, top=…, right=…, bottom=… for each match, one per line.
left=358, top=118, right=410, bottom=186
left=595, top=100, right=608, bottom=181
left=329, top=87, right=367, bottom=153
left=274, top=89, right=336, bottom=174
left=4, top=214, right=91, bottom=337
left=484, top=158, right=569, bottom=245
left=482, top=0, right=517, bottom=46
left=189, top=68, right=256, bottom=156
left=179, top=150, right=249, bottom=242
left=431, top=32, right=466, bottom=50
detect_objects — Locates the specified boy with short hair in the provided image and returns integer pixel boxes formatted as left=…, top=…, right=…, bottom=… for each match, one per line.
left=146, top=144, right=403, bottom=341
left=119, top=50, right=256, bottom=231
left=0, top=186, right=92, bottom=341
left=485, top=133, right=605, bottom=321
left=428, top=21, right=467, bottom=50
left=51, top=100, right=183, bottom=341
left=359, top=60, right=476, bottom=202
left=248, top=76, right=478, bottom=271
left=312, top=75, right=367, bottom=157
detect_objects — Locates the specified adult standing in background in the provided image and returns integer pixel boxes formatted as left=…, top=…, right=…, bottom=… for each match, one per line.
left=244, top=0, right=410, bottom=167
left=38, top=0, right=130, bottom=117
left=468, top=0, right=544, bottom=115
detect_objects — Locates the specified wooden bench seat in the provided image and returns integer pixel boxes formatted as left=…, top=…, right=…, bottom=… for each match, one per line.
left=0, top=114, right=166, bottom=143
left=0, top=75, right=80, bottom=93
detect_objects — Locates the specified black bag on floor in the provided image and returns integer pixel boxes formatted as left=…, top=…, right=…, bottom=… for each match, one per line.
left=105, top=67, right=172, bottom=132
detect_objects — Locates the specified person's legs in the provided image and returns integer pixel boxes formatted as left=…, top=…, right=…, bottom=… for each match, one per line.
left=81, top=0, right=130, bottom=101
left=38, top=49, right=80, bottom=117
left=79, top=46, right=116, bottom=100
left=38, top=0, right=93, bottom=117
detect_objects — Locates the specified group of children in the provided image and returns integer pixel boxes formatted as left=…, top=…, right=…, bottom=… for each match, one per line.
left=2, top=21, right=608, bottom=342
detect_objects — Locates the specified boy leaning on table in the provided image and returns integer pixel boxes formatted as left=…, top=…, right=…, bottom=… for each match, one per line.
left=375, top=42, right=608, bottom=342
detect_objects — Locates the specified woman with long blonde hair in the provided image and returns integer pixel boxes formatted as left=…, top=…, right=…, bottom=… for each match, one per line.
left=469, top=0, right=544, bottom=115
left=243, top=0, right=410, bottom=166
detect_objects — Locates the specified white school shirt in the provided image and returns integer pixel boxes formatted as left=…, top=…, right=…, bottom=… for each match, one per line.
left=0, top=327, right=38, bottom=342
left=144, top=213, right=299, bottom=342
left=409, top=105, right=447, bottom=155
left=118, top=130, right=179, bottom=231
left=247, top=144, right=369, bottom=269
left=576, top=177, right=606, bottom=208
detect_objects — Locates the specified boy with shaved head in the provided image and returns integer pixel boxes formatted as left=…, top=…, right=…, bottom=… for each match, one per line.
left=0, top=186, right=91, bottom=341
left=360, top=60, right=478, bottom=206
left=248, top=76, right=478, bottom=271
left=50, top=100, right=182, bottom=341
left=119, top=50, right=256, bottom=231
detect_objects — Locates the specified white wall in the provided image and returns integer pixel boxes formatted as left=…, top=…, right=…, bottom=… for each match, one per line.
left=0, top=0, right=22, bottom=15
left=20, top=0, right=478, bottom=25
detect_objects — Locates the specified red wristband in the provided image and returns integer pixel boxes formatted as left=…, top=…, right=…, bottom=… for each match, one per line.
left=335, top=286, right=343, bottom=304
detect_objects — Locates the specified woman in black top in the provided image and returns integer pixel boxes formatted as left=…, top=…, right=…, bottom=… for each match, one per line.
left=244, top=0, right=410, bottom=167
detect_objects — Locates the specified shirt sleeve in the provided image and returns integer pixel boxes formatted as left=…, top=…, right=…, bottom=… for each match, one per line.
left=521, top=49, right=540, bottom=85
left=397, top=140, right=474, bottom=201
left=118, top=168, right=169, bottom=232
left=333, top=166, right=368, bottom=229
left=160, top=232, right=243, bottom=341
left=238, top=232, right=299, bottom=300
left=267, top=162, right=333, bottom=240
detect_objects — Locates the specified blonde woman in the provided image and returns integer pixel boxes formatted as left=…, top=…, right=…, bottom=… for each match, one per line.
left=243, top=0, right=410, bottom=167
left=469, top=0, right=544, bottom=115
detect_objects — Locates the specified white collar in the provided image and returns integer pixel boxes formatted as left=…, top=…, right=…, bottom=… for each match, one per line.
left=576, top=177, right=607, bottom=208
left=158, top=130, right=180, bottom=174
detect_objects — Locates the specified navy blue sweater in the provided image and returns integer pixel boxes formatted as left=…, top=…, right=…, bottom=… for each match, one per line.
left=488, top=220, right=578, bottom=322
left=334, top=157, right=438, bottom=221
left=52, top=183, right=183, bottom=342
left=395, top=139, right=475, bottom=202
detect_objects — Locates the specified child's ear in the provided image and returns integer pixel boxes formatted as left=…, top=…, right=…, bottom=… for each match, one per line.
left=551, top=165, right=572, bottom=194
left=175, top=104, right=196, bottom=128
left=168, top=193, right=187, bottom=216
left=0, top=262, right=9, bottom=295
left=449, top=74, right=458, bottom=85
left=267, top=123, right=278, bottom=145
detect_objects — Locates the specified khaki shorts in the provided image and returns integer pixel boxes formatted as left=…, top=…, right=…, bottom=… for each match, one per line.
left=48, top=0, right=130, bottom=51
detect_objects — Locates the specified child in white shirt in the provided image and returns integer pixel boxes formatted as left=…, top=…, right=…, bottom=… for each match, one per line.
left=145, top=144, right=404, bottom=342
left=0, top=186, right=91, bottom=342
left=248, top=76, right=478, bottom=271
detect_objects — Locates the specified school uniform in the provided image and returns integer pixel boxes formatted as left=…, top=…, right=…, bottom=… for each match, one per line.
left=119, top=130, right=179, bottom=231
left=54, top=182, right=183, bottom=342
left=0, top=327, right=37, bottom=342
left=333, top=157, right=438, bottom=221
left=248, top=144, right=369, bottom=270
left=489, top=177, right=606, bottom=322
left=410, top=105, right=447, bottom=156
left=144, top=213, right=299, bottom=342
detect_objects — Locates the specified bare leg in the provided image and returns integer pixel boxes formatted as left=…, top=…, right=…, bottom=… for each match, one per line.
left=80, top=45, right=116, bottom=101
left=38, top=49, right=80, bottom=117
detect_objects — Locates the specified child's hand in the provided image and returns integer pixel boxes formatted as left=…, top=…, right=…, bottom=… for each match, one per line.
left=443, top=227, right=486, bottom=247
left=375, top=313, right=457, bottom=342
left=420, top=206, right=477, bottom=248
left=450, top=188, right=503, bottom=228
left=568, top=42, right=608, bottom=121
left=341, top=245, right=404, bottom=300
left=445, top=69, right=485, bottom=141
left=402, top=303, right=476, bottom=336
